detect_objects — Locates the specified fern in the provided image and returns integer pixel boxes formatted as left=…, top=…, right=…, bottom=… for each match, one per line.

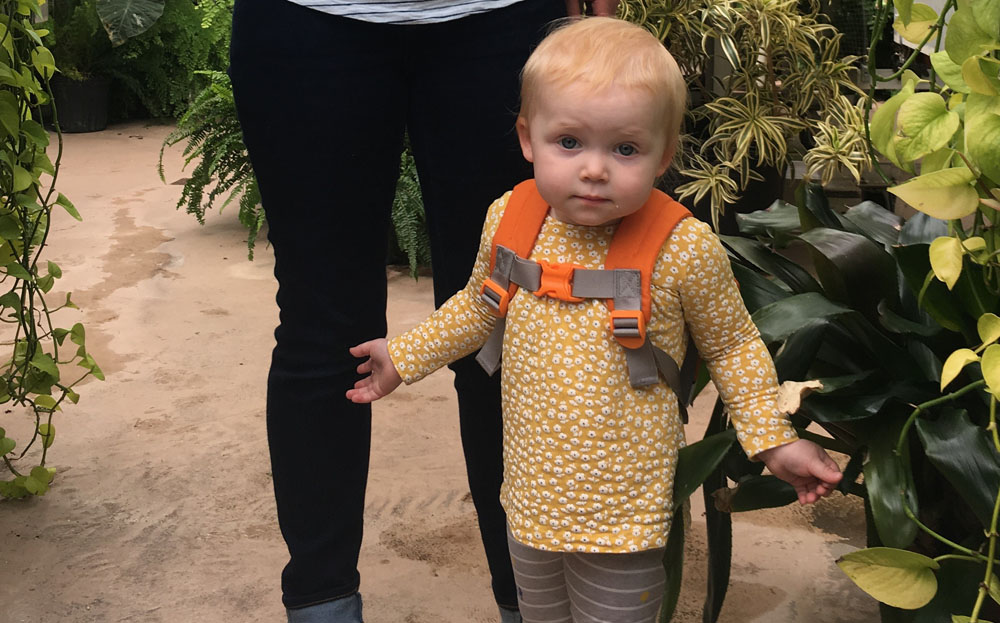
left=159, top=70, right=263, bottom=258
left=391, top=145, right=431, bottom=278
left=162, top=72, right=430, bottom=272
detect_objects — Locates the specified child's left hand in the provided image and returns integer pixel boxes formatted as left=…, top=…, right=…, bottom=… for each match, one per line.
left=756, top=439, right=843, bottom=505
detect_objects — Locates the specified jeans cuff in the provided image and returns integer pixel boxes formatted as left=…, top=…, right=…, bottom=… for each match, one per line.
left=287, top=592, right=363, bottom=623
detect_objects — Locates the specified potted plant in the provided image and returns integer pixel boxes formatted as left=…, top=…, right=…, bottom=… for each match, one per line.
left=658, top=0, right=1000, bottom=616
left=833, top=0, right=1000, bottom=618
left=42, top=0, right=164, bottom=131
left=622, top=0, right=869, bottom=232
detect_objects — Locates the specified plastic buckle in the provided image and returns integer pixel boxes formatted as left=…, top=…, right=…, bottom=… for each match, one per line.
left=533, top=260, right=584, bottom=303
left=480, top=278, right=510, bottom=316
left=610, top=309, right=646, bottom=349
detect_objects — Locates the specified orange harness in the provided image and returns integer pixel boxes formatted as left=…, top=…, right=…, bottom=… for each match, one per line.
left=475, top=179, right=695, bottom=414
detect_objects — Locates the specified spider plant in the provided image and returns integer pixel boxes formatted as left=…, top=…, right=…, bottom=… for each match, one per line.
left=622, top=0, right=869, bottom=229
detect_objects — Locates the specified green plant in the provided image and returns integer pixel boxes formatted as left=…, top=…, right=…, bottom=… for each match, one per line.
left=826, top=0, right=1000, bottom=619
left=159, top=70, right=262, bottom=258
left=389, top=142, right=431, bottom=277
left=103, top=0, right=231, bottom=119
left=42, top=0, right=164, bottom=81
left=42, top=0, right=230, bottom=119
left=0, top=0, right=103, bottom=499
left=668, top=184, right=1000, bottom=622
left=621, top=0, right=868, bottom=228
left=162, top=72, right=432, bottom=270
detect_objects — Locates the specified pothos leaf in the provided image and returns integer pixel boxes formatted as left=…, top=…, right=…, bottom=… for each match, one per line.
left=837, top=547, right=939, bottom=609
left=940, top=348, right=979, bottom=391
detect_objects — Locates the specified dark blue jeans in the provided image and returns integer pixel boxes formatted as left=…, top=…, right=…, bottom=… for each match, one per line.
left=229, top=0, right=563, bottom=611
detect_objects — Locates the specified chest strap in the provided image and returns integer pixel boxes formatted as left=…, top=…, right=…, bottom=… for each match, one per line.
left=475, top=251, right=681, bottom=393
left=472, top=180, right=694, bottom=419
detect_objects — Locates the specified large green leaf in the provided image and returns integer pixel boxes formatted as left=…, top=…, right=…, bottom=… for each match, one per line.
left=946, top=5, right=996, bottom=64
left=730, top=262, right=790, bottom=313
left=658, top=502, right=686, bottom=623
left=898, top=213, right=948, bottom=245
left=673, top=429, right=737, bottom=511
left=752, top=293, right=854, bottom=344
left=931, top=50, right=972, bottom=93
left=703, top=472, right=731, bottom=623
left=895, top=93, right=961, bottom=162
left=893, top=3, right=939, bottom=44
left=965, top=93, right=1000, bottom=183
left=913, top=559, right=986, bottom=623
left=96, top=0, right=165, bottom=46
left=952, top=256, right=1000, bottom=321
left=877, top=300, right=941, bottom=337
left=700, top=400, right=731, bottom=623
left=987, top=344, right=1000, bottom=398
left=797, top=228, right=899, bottom=319
left=872, top=79, right=917, bottom=157
left=916, top=408, right=1000, bottom=528
left=889, top=167, right=979, bottom=220
left=864, top=415, right=919, bottom=549
left=803, top=381, right=932, bottom=422
left=972, top=0, right=1000, bottom=37
left=939, top=348, right=978, bottom=391
left=897, top=0, right=915, bottom=23
left=907, top=340, right=943, bottom=384
left=735, top=200, right=801, bottom=236
left=838, top=547, right=938, bottom=609
left=713, top=474, right=797, bottom=512
left=842, top=201, right=904, bottom=247
left=773, top=319, right=827, bottom=381
left=962, top=57, right=1000, bottom=96
left=721, top=235, right=823, bottom=294
left=929, top=236, right=964, bottom=289
left=895, top=243, right=975, bottom=335
left=800, top=183, right=843, bottom=231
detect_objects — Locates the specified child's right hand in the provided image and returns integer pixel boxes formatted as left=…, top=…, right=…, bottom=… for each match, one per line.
left=346, top=338, right=403, bottom=403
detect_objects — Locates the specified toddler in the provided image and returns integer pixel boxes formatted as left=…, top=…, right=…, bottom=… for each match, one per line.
left=348, top=17, right=841, bottom=623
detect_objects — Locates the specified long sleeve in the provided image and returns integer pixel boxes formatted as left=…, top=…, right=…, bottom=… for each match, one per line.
left=386, top=192, right=509, bottom=383
left=672, top=219, right=798, bottom=458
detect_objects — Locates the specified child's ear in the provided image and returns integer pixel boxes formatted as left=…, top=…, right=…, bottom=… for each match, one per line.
left=516, top=117, right=534, bottom=163
left=656, top=144, right=675, bottom=177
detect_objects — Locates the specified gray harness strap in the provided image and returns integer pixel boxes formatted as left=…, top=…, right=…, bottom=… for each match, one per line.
left=475, top=245, right=687, bottom=404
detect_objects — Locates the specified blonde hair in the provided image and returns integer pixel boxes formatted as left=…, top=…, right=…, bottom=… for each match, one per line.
left=520, top=17, right=687, bottom=164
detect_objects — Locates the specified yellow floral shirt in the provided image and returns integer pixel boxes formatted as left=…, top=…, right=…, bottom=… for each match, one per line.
left=388, top=190, right=797, bottom=553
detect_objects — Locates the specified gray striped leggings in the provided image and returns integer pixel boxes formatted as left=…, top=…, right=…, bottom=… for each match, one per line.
left=507, top=530, right=666, bottom=623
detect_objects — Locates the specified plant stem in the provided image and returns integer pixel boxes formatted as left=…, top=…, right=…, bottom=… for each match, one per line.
left=896, top=380, right=987, bottom=457
left=935, top=554, right=984, bottom=564
left=903, top=500, right=993, bottom=562
left=969, top=477, right=1000, bottom=622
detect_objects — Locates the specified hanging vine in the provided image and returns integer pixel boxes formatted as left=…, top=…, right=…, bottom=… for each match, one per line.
left=0, top=0, right=103, bottom=499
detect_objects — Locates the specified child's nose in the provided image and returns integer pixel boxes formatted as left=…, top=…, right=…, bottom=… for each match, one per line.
left=579, top=153, right=609, bottom=182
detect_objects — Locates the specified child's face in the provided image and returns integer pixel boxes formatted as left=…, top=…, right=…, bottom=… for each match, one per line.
left=516, top=83, right=672, bottom=227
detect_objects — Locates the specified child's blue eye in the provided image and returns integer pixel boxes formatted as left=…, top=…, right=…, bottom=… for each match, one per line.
left=617, top=144, right=637, bottom=156
left=559, top=137, right=579, bottom=149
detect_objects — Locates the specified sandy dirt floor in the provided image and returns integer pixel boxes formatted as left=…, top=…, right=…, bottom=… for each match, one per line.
left=0, top=122, right=879, bottom=623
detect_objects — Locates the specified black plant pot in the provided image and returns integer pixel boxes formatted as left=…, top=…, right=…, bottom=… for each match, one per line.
left=50, top=74, right=111, bottom=133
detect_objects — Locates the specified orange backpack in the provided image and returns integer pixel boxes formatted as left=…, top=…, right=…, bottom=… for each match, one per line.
left=475, top=179, right=697, bottom=418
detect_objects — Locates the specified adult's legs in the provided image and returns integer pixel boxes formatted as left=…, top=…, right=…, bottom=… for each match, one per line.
left=230, top=0, right=406, bottom=612
left=405, top=0, right=564, bottom=609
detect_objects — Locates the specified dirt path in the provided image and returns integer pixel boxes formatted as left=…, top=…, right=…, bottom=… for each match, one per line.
left=0, top=122, right=877, bottom=623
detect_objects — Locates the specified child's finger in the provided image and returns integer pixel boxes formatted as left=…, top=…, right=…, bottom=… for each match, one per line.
left=356, top=358, right=373, bottom=375
left=349, top=341, right=373, bottom=357
left=346, top=381, right=376, bottom=403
